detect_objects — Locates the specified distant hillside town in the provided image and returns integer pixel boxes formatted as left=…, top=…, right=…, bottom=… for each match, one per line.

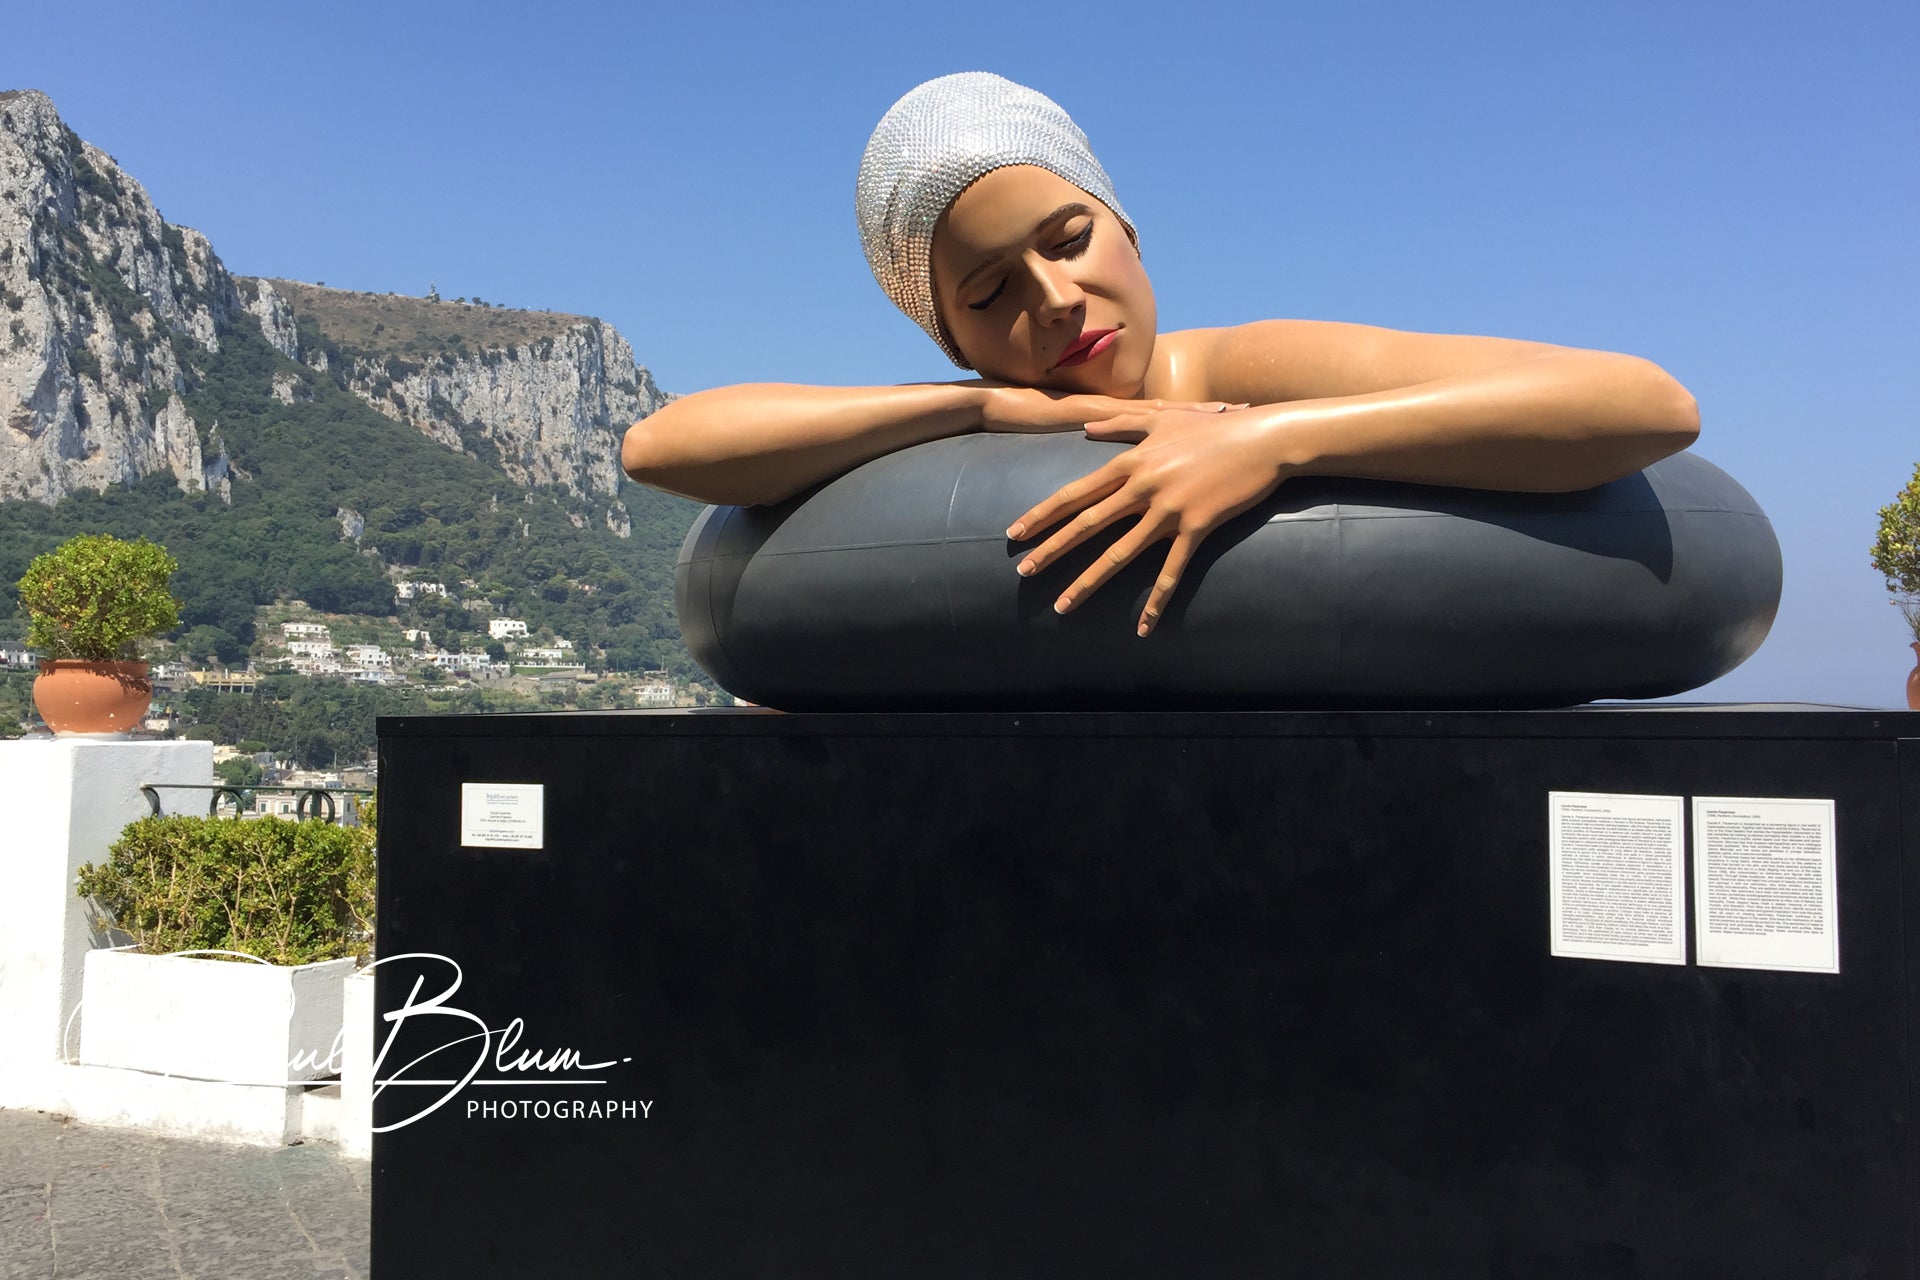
left=0, top=87, right=728, bottom=756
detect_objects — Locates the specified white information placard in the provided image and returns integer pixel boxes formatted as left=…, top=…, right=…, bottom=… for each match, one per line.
left=461, top=783, right=545, bottom=849
left=1692, top=796, right=1838, bottom=973
left=1548, top=791, right=1686, bottom=965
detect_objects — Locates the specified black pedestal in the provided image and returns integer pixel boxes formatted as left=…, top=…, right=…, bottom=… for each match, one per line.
left=372, top=707, right=1920, bottom=1278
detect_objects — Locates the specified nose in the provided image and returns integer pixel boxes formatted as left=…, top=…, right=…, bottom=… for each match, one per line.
left=1025, top=251, right=1084, bottom=323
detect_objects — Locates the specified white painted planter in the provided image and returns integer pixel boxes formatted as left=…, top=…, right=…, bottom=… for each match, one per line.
left=338, top=969, right=375, bottom=1159
left=79, top=948, right=354, bottom=1085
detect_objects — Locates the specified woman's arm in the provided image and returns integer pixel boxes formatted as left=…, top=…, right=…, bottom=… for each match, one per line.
left=621, top=382, right=1238, bottom=507
left=1008, top=320, right=1701, bottom=635
left=1192, top=320, right=1700, bottom=492
left=621, top=383, right=983, bottom=507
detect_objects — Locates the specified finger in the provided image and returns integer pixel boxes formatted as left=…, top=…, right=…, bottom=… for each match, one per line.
left=1082, top=416, right=1149, bottom=443
left=1136, top=532, right=1201, bottom=636
left=1084, top=398, right=1240, bottom=420
left=1015, top=484, right=1140, bottom=580
left=1101, top=398, right=1222, bottom=416
left=1175, top=400, right=1245, bottom=413
left=1053, top=513, right=1177, bottom=616
left=1064, top=396, right=1160, bottom=421
left=1005, top=467, right=1127, bottom=541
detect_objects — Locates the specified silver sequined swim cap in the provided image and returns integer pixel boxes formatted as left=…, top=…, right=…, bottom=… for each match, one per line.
left=856, top=72, right=1137, bottom=368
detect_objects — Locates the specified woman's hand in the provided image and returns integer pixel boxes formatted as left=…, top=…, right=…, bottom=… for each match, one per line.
left=1005, top=406, right=1281, bottom=636
left=975, top=383, right=1240, bottom=434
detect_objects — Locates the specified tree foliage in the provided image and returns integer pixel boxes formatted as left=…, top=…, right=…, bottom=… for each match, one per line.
left=176, top=678, right=425, bottom=769
left=0, top=671, right=32, bottom=733
left=17, top=534, right=180, bottom=660
left=1871, top=463, right=1920, bottom=595
left=1871, top=462, right=1920, bottom=641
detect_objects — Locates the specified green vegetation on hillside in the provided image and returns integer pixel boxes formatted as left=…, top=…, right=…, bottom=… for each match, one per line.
left=2, top=666, right=706, bottom=760
left=173, top=677, right=426, bottom=768
left=261, top=279, right=585, bottom=356
left=0, top=671, right=30, bottom=730
left=0, top=313, right=705, bottom=675
left=165, top=674, right=663, bottom=767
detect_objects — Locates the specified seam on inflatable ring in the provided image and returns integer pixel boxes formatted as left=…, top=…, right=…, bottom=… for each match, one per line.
left=942, top=450, right=972, bottom=644
left=723, top=537, right=950, bottom=558
left=1332, top=500, right=1345, bottom=684
left=707, top=508, right=1763, bottom=563
left=1309, top=505, right=1750, bottom=519
left=704, top=508, right=746, bottom=699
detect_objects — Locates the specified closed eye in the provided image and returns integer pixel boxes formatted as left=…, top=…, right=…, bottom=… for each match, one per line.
left=967, top=278, right=1007, bottom=311
left=965, top=219, right=1092, bottom=312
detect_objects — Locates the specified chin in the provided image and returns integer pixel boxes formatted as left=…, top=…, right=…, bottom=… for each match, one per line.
left=1036, top=369, right=1114, bottom=396
left=1040, top=347, right=1151, bottom=399
left=1090, top=359, right=1151, bottom=400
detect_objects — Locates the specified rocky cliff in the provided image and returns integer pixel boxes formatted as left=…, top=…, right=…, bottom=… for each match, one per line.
left=0, top=89, right=276, bottom=502
left=0, top=89, right=665, bottom=511
left=265, top=280, right=665, bottom=503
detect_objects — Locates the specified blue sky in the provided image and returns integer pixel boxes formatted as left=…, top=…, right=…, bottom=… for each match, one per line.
left=10, top=0, right=1914, bottom=705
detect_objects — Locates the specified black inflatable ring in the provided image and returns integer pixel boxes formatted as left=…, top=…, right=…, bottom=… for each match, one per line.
left=675, top=434, right=1781, bottom=710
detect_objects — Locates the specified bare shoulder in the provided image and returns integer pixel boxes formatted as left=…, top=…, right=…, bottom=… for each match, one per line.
left=1173, top=319, right=1573, bottom=405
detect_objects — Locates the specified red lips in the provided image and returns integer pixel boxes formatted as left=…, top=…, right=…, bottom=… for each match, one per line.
left=1052, top=328, right=1119, bottom=370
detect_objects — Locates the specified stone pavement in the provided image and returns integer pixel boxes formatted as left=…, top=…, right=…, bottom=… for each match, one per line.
left=0, top=1108, right=367, bottom=1279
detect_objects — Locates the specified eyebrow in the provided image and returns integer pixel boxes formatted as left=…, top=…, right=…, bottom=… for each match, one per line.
left=954, top=202, right=1095, bottom=295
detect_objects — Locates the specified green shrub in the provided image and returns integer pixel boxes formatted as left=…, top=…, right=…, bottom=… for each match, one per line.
left=1871, top=462, right=1920, bottom=640
left=77, top=816, right=375, bottom=966
left=17, top=533, right=180, bottom=660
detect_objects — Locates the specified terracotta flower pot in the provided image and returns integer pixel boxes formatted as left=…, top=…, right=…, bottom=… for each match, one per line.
left=1909, top=643, right=1920, bottom=711
left=33, top=660, right=153, bottom=736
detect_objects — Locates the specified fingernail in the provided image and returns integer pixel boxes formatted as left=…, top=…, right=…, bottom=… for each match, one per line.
left=1017, top=560, right=1035, bottom=577
left=1137, top=621, right=1152, bottom=636
left=1005, top=523, right=1025, bottom=539
left=1054, top=596, right=1071, bottom=614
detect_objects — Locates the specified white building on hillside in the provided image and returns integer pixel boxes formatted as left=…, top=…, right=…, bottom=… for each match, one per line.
left=287, top=640, right=335, bottom=659
left=396, top=581, right=449, bottom=602
left=190, top=671, right=257, bottom=693
left=519, top=647, right=565, bottom=664
left=344, top=644, right=392, bottom=669
left=281, top=622, right=329, bottom=639
left=488, top=618, right=529, bottom=639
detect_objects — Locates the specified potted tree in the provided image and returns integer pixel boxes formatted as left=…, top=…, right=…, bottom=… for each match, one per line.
left=1869, top=462, right=1920, bottom=709
left=16, top=534, right=181, bottom=735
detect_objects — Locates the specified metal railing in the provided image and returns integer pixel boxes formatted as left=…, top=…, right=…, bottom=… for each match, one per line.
left=139, top=782, right=375, bottom=825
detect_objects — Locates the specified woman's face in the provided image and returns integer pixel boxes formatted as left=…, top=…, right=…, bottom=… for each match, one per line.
left=931, top=165, right=1156, bottom=396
